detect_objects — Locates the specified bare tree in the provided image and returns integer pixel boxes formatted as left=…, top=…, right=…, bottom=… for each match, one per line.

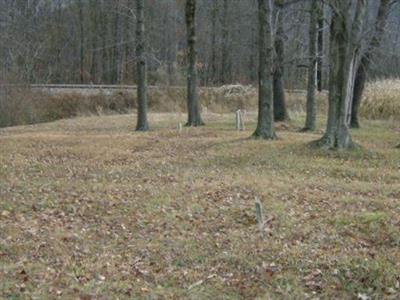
left=350, top=0, right=392, bottom=128
left=316, top=2, right=324, bottom=92
left=209, top=0, right=219, bottom=85
left=303, top=0, right=320, bottom=132
left=135, top=0, right=149, bottom=131
left=185, top=0, right=204, bottom=126
left=220, top=0, right=231, bottom=84
left=314, top=0, right=367, bottom=149
left=253, top=0, right=276, bottom=139
left=78, top=0, right=85, bottom=83
left=273, top=0, right=289, bottom=122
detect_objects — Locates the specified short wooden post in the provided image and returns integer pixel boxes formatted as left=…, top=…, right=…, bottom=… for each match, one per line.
left=236, top=109, right=245, bottom=131
left=239, top=109, right=245, bottom=131
left=255, top=198, right=264, bottom=231
left=178, top=122, right=182, bottom=133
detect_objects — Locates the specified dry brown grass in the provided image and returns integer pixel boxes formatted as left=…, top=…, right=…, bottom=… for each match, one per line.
left=0, top=88, right=133, bottom=128
left=1, top=78, right=399, bottom=128
left=0, top=113, right=399, bottom=299
left=149, top=86, right=328, bottom=115
left=0, top=86, right=325, bottom=128
left=361, top=79, right=400, bottom=121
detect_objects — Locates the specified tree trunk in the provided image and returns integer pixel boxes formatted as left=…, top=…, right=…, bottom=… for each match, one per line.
left=253, top=0, right=276, bottom=140
left=220, top=0, right=230, bottom=84
left=303, top=0, right=319, bottom=131
left=100, top=0, right=108, bottom=83
left=249, top=23, right=257, bottom=83
left=350, top=58, right=367, bottom=128
left=185, top=0, right=204, bottom=127
left=273, top=1, right=289, bottom=122
left=78, top=0, right=85, bottom=84
left=209, top=1, right=218, bottom=86
left=112, top=1, right=120, bottom=84
left=350, top=0, right=391, bottom=128
left=89, top=0, right=99, bottom=83
left=314, top=0, right=366, bottom=150
left=135, top=0, right=149, bottom=131
left=316, top=2, right=324, bottom=92
left=166, top=2, right=178, bottom=86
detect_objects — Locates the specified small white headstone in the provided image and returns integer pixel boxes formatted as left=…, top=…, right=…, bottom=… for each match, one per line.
left=236, top=109, right=245, bottom=131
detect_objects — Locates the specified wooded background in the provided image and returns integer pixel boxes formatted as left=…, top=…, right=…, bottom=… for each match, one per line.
left=1, top=0, right=399, bottom=88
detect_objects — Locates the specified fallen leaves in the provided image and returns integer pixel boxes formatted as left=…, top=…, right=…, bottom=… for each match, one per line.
left=1, top=210, right=11, bottom=217
left=0, top=113, right=399, bottom=298
left=304, top=269, right=323, bottom=291
left=188, top=274, right=217, bottom=290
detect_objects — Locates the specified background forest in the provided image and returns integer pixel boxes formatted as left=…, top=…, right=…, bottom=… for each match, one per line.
left=1, top=0, right=400, bottom=87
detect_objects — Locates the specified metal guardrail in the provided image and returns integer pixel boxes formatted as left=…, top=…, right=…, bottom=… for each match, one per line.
left=30, top=84, right=327, bottom=93
left=30, top=84, right=138, bottom=90
left=29, top=84, right=215, bottom=91
left=1, top=84, right=328, bottom=95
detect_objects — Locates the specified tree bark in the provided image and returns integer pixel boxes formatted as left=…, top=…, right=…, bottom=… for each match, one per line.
left=314, top=0, right=366, bottom=150
left=209, top=1, right=218, bottom=86
left=316, top=2, right=324, bottom=92
left=220, top=0, right=230, bottom=84
left=185, top=0, right=204, bottom=127
left=303, top=0, right=319, bottom=131
left=112, top=1, right=120, bottom=84
left=253, top=0, right=276, bottom=140
left=273, top=0, right=289, bottom=122
left=166, top=2, right=178, bottom=86
left=135, top=0, right=149, bottom=131
left=100, top=0, right=108, bottom=83
left=350, top=58, right=367, bottom=128
left=89, top=0, right=99, bottom=83
left=78, top=0, right=85, bottom=84
left=249, top=23, right=257, bottom=84
left=350, top=0, right=391, bottom=128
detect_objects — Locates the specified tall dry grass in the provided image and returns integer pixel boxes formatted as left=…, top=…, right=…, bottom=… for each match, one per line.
left=0, top=87, right=133, bottom=128
left=1, top=79, right=399, bottom=128
left=360, top=79, right=400, bottom=120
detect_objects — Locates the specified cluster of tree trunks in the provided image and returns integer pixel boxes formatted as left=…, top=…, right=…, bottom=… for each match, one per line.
left=350, top=0, right=392, bottom=128
left=314, top=0, right=367, bottom=149
left=300, top=0, right=393, bottom=149
left=119, top=0, right=395, bottom=147
left=135, top=0, right=204, bottom=130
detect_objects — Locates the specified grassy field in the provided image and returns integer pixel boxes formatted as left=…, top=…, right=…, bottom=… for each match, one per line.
left=0, top=112, right=399, bottom=299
